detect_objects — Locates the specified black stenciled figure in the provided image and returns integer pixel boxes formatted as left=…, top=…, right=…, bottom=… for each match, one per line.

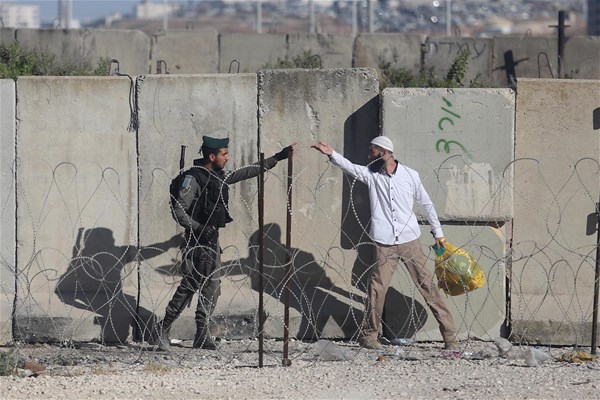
left=155, top=135, right=294, bottom=351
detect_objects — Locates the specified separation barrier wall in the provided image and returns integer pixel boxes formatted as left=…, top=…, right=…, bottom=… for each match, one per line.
left=0, top=72, right=598, bottom=350
left=2, top=28, right=598, bottom=83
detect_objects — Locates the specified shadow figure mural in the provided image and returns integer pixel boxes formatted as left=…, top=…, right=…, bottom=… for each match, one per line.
left=225, top=223, right=364, bottom=340
left=54, top=227, right=179, bottom=344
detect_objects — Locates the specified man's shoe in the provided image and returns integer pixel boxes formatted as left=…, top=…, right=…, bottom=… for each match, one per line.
left=358, top=336, right=382, bottom=350
left=444, top=341, right=459, bottom=351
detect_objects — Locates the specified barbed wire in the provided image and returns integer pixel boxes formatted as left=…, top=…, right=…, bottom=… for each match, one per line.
left=1, top=154, right=599, bottom=370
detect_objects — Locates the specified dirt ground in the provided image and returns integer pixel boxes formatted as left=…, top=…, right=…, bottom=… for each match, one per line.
left=1, top=339, right=599, bottom=399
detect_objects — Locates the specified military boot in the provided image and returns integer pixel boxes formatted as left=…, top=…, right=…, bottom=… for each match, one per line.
left=193, top=328, right=217, bottom=350
left=155, top=320, right=172, bottom=352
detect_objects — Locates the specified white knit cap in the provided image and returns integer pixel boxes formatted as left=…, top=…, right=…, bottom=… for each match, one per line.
left=370, top=135, right=394, bottom=152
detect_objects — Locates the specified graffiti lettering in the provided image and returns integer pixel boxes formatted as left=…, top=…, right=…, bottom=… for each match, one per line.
left=435, top=96, right=468, bottom=155
left=438, top=97, right=462, bottom=131
left=425, top=40, right=489, bottom=59
left=436, top=139, right=468, bottom=154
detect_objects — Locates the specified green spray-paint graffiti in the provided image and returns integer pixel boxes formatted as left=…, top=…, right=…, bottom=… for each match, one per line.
left=436, top=139, right=468, bottom=153
left=436, top=97, right=468, bottom=155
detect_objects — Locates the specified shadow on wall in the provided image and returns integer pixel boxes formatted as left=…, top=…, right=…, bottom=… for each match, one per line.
left=54, top=227, right=179, bottom=344
left=224, top=223, right=365, bottom=340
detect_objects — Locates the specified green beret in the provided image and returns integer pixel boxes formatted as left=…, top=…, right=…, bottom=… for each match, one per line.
left=201, top=135, right=229, bottom=150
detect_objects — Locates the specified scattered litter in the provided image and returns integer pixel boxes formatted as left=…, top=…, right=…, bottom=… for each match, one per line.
left=494, top=337, right=512, bottom=356
left=559, top=351, right=597, bottom=363
left=312, top=340, right=354, bottom=361
left=470, top=344, right=499, bottom=359
left=389, top=338, right=416, bottom=346
left=441, top=351, right=460, bottom=359
left=377, top=355, right=386, bottom=362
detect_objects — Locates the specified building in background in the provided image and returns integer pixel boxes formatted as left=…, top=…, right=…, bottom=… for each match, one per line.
left=0, top=2, right=40, bottom=28
left=588, top=0, right=600, bottom=35
left=135, top=0, right=180, bottom=20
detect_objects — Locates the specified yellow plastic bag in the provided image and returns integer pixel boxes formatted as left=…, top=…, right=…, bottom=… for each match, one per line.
left=433, top=242, right=486, bottom=296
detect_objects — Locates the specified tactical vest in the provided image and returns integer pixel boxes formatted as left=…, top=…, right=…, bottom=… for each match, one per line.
left=189, top=167, right=233, bottom=228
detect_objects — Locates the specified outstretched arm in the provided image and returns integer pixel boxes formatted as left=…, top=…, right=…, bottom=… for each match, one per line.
left=311, top=141, right=333, bottom=156
left=312, top=141, right=370, bottom=183
left=225, top=143, right=295, bottom=184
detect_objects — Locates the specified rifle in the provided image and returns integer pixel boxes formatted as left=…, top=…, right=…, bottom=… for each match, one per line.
left=179, top=145, right=186, bottom=173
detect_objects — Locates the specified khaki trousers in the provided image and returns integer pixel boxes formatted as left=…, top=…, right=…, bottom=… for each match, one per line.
left=361, top=239, right=457, bottom=342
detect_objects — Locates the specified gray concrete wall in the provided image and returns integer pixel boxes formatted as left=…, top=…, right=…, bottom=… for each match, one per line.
left=150, top=30, right=219, bottom=75
left=353, top=33, right=423, bottom=82
left=492, top=37, right=557, bottom=86
left=15, top=29, right=84, bottom=64
left=564, top=36, right=600, bottom=80
left=136, top=74, right=260, bottom=342
left=423, top=37, right=493, bottom=85
left=512, top=78, right=600, bottom=345
left=0, top=71, right=598, bottom=346
left=83, top=29, right=151, bottom=75
left=0, top=80, right=16, bottom=345
left=381, top=88, right=514, bottom=221
left=219, top=33, right=287, bottom=73
left=287, top=33, right=353, bottom=68
left=1, top=28, right=16, bottom=44
left=4, top=28, right=599, bottom=83
left=257, top=68, right=380, bottom=338
left=14, top=77, right=138, bottom=343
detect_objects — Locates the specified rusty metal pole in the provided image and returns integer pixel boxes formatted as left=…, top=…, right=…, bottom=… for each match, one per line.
left=557, top=10, right=565, bottom=78
left=592, top=201, right=600, bottom=355
left=282, top=151, right=294, bottom=367
left=258, top=153, right=265, bottom=367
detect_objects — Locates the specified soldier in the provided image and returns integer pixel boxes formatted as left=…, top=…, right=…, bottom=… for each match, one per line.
left=156, top=135, right=294, bottom=351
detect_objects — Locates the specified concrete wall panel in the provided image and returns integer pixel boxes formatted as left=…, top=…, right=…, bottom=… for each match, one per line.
left=0, top=80, right=16, bottom=345
left=15, top=28, right=83, bottom=64
left=492, top=37, right=557, bottom=86
left=1, top=28, right=16, bottom=44
left=564, top=36, right=600, bottom=80
left=257, top=68, right=380, bottom=338
left=512, top=78, right=600, bottom=345
left=136, top=74, right=259, bottom=341
left=84, top=29, right=151, bottom=75
left=150, top=30, right=219, bottom=74
left=382, top=88, right=515, bottom=221
left=423, top=37, right=493, bottom=85
left=384, top=225, right=506, bottom=342
left=219, top=33, right=287, bottom=73
left=287, top=33, right=353, bottom=68
left=15, top=77, right=138, bottom=343
left=353, top=33, right=422, bottom=82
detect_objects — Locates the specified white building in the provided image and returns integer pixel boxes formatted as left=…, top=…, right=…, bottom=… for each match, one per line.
left=0, top=2, right=40, bottom=28
left=135, top=0, right=180, bottom=20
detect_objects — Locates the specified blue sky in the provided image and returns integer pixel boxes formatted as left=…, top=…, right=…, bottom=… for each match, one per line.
left=11, top=0, right=189, bottom=23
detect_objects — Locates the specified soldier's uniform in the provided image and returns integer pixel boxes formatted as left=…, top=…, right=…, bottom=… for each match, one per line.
left=156, top=136, right=290, bottom=350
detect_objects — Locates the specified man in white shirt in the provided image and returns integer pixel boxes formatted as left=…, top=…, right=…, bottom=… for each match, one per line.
left=312, top=136, right=458, bottom=350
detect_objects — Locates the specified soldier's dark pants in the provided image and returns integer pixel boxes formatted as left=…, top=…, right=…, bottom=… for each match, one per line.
left=162, top=241, right=221, bottom=334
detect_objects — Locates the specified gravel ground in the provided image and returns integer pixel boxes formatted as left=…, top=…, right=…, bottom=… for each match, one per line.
left=1, top=339, right=599, bottom=400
